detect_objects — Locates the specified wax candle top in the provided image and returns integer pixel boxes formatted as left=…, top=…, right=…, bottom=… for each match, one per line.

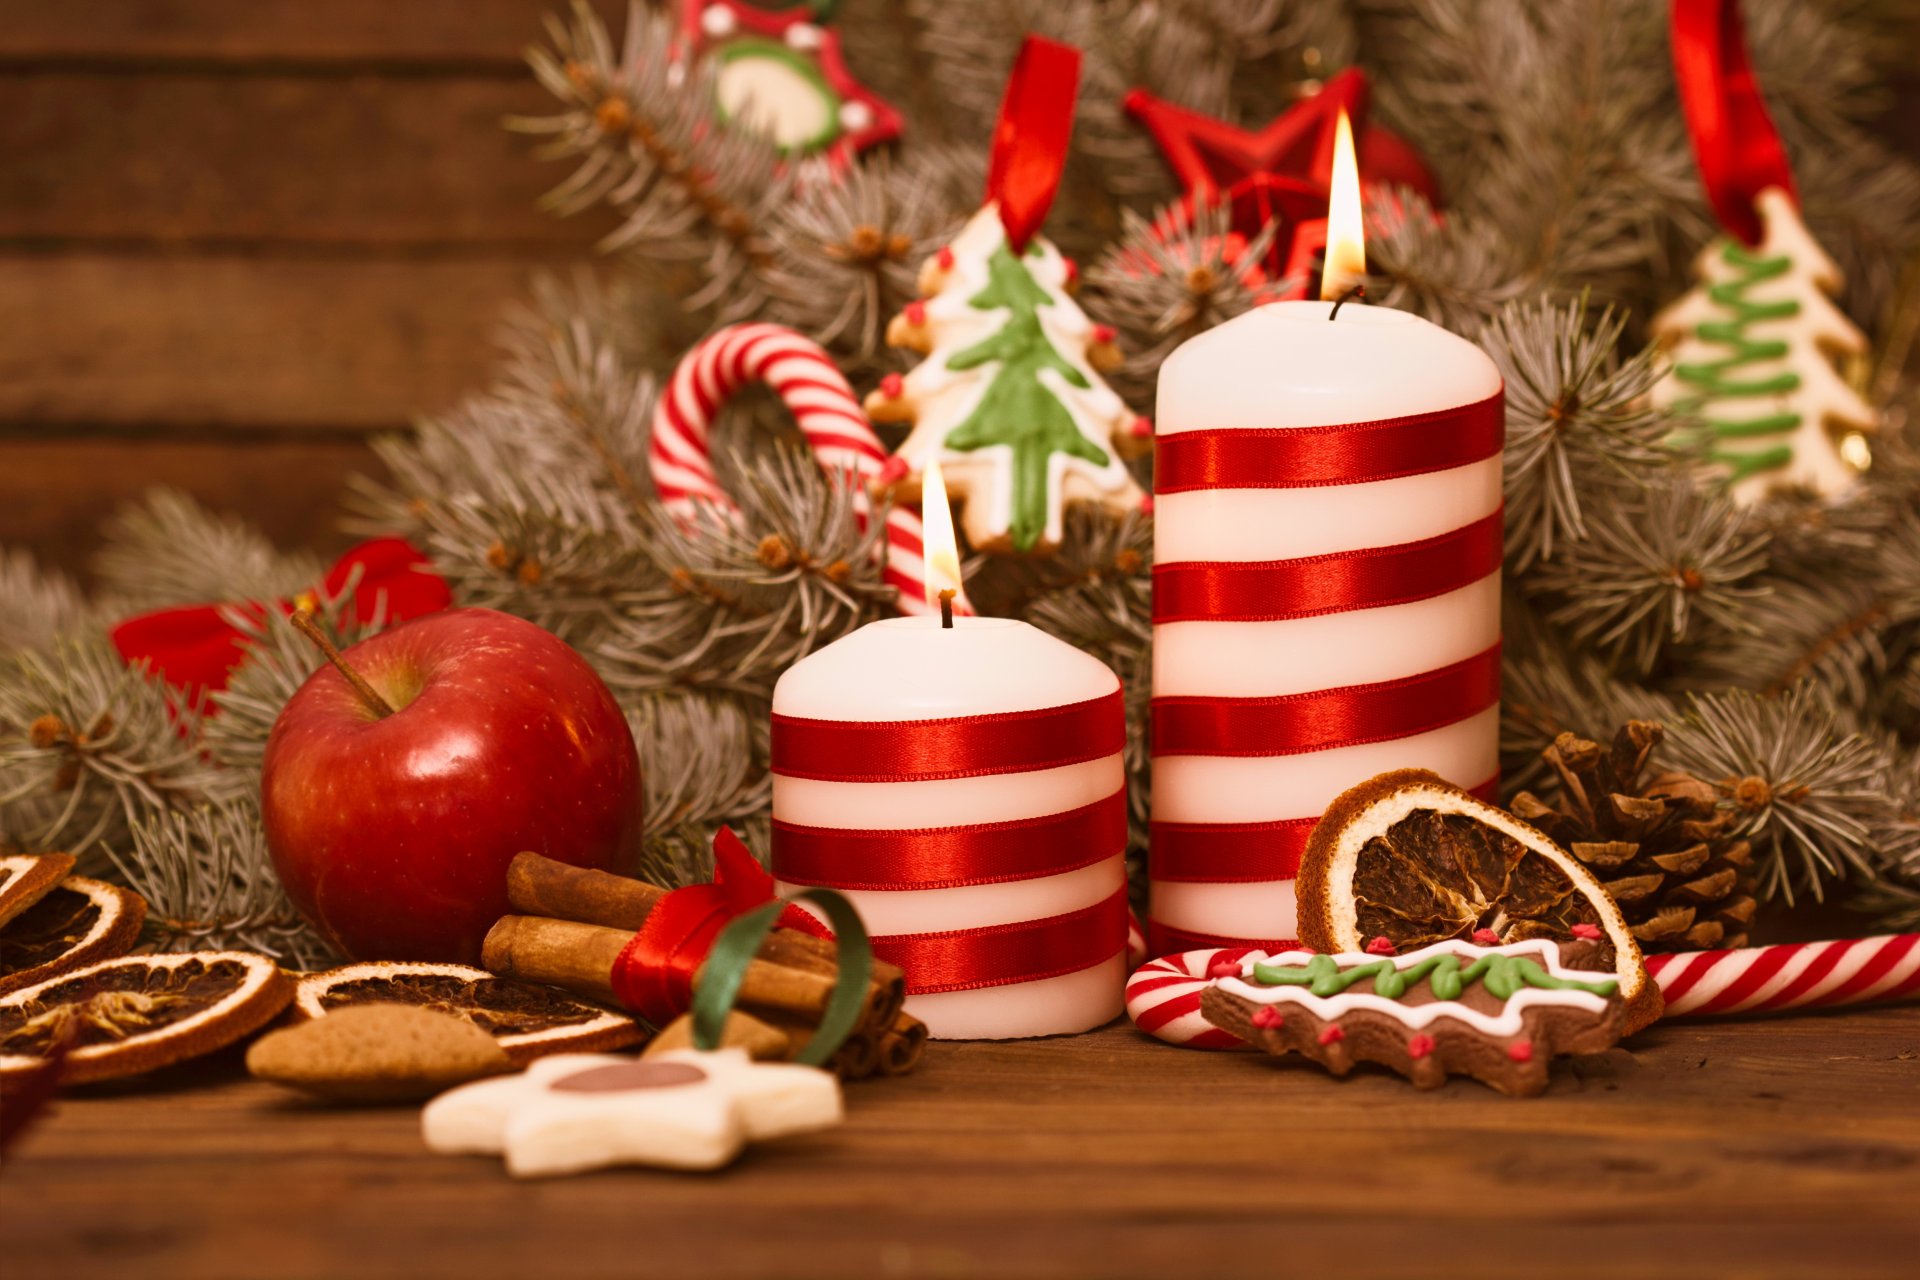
left=1156, top=300, right=1501, bottom=432
left=772, top=616, right=1119, bottom=721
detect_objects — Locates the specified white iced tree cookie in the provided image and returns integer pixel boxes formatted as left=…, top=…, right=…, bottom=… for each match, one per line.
left=1651, top=186, right=1877, bottom=503
left=866, top=204, right=1148, bottom=554
left=421, top=1048, right=842, bottom=1177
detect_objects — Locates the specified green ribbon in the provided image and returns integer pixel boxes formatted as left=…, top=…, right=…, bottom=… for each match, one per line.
left=690, top=889, right=873, bottom=1068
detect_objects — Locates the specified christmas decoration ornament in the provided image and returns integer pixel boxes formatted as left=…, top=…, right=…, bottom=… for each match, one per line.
left=247, top=1004, right=514, bottom=1103
left=649, top=322, right=932, bottom=614
left=261, top=608, right=643, bottom=964
left=422, top=1047, right=843, bottom=1177
left=864, top=36, right=1147, bottom=555
left=1296, top=769, right=1662, bottom=1032
left=0, top=852, right=73, bottom=928
left=1647, top=933, right=1920, bottom=1018
left=291, top=961, right=644, bottom=1066
left=1124, top=945, right=1260, bottom=1051
left=1510, top=722, right=1757, bottom=952
left=1201, top=936, right=1627, bottom=1096
left=1125, top=67, right=1439, bottom=287
left=0, top=872, right=146, bottom=997
left=678, top=0, right=901, bottom=166
left=1148, top=151, right=1504, bottom=957
left=110, top=537, right=451, bottom=694
left=0, top=951, right=291, bottom=1085
left=1652, top=0, right=1877, bottom=501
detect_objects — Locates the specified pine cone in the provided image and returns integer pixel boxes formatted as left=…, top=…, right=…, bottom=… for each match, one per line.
left=1510, top=721, right=1757, bottom=952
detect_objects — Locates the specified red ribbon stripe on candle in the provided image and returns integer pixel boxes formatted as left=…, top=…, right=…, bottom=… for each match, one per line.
left=871, top=888, right=1129, bottom=995
left=770, top=689, right=1125, bottom=782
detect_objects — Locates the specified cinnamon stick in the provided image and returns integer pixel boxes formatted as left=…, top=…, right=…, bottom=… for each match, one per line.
left=877, top=1010, right=929, bottom=1076
left=642, top=1010, right=789, bottom=1062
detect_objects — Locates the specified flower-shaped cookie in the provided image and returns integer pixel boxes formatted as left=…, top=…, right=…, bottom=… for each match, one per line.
left=421, top=1048, right=843, bottom=1177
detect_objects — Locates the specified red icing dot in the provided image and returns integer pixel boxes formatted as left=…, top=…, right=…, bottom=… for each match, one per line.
left=1471, top=929, right=1501, bottom=947
left=936, top=246, right=955, bottom=271
left=1570, top=923, right=1603, bottom=940
left=1062, top=257, right=1079, bottom=283
left=1207, top=958, right=1242, bottom=979
left=1317, top=1025, right=1345, bottom=1046
left=1365, top=936, right=1397, bottom=956
left=1091, top=323, right=1117, bottom=344
left=1507, top=1040, right=1534, bottom=1063
left=878, top=373, right=904, bottom=399
left=1138, top=494, right=1155, bottom=516
left=904, top=300, right=927, bottom=325
left=1250, top=1006, right=1284, bottom=1029
left=1130, top=415, right=1153, bottom=438
left=1407, top=1034, right=1436, bottom=1060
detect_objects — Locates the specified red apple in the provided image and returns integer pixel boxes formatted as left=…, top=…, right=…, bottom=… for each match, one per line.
left=262, top=607, right=643, bottom=962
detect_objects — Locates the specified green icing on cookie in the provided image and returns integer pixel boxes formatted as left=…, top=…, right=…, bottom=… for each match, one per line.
left=1670, top=243, right=1803, bottom=483
left=942, top=244, right=1111, bottom=551
left=1248, top=951, right=1619, bottom=1002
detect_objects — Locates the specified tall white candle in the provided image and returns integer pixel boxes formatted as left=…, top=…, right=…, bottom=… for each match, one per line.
left=772, top=616, right=1129, bottom=1039
left=1148, top=298, right=1504, bottom=950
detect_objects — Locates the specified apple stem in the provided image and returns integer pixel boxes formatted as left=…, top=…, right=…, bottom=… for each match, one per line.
left=290, top=609, right=396, bottom=718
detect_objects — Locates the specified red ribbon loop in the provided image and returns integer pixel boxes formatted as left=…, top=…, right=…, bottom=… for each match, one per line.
left=1153, top=392, right=1504, bottom=494
left=771, top=688, right=1124, bottom=783
left=987, top=35, right=1081, bottom=251
left=773, top=788, right=1127, bottom=891
left=875, top=888, right=1128, bottom=994
left=1152, top=510, right=1503, bottom=624
left=1151, top=643, right=1501, bottom=759
left=1671, top=0, right=1795, bottom=245
left=610, top=828, right=825, bottom=1028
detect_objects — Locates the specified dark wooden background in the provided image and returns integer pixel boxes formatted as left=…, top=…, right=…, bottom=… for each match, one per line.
left=3, top=2, right=1917, bottom=581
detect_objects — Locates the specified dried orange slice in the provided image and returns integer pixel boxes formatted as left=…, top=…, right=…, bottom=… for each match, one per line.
left=0, top=951, right=292, bottom=1084
left=0, top=853, right=76, bottom=929
left=1297, top=769, right=1662, bottom=1033
left=293, top=962, right=643, bottom=1066
left=0, top=875, right=147, bottom=997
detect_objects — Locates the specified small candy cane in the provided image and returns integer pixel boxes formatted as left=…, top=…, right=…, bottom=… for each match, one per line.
left=1125, top=947, right=1265, bottom=1050
left=1648, top=932, right=1920, bottom=1018
left=650, top=323, right=931, bottom=614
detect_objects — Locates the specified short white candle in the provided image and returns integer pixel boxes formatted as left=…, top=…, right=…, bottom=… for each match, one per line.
left=772, top=615, right=1128, bottom=1039
left=1149, top=298, right=1504, bottom=946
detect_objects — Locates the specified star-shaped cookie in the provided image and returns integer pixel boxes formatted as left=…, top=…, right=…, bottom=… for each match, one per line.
left=422, top=1048, right=843, bottom=1177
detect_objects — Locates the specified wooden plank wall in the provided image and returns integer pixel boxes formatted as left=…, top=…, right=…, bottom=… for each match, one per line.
left=0, top=1, right=622, bottom=574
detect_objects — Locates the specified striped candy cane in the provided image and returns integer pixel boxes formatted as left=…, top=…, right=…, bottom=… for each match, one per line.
left=1125, top=947, right=1263, bottom=1049
left=1648, top=933, right=1920, bottom=1018
left=649, top=323, right=931, bottom=614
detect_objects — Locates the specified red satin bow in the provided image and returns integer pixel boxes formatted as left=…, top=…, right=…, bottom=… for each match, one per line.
left=111, top=537, right=452, bottom=695
left=1671, top=0, right=1796, bottom=246
left=987, top=35, right=1081, bottom=252
left=609, top=828, right=827, bottom=1029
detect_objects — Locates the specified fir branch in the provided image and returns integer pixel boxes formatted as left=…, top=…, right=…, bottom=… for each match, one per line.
left=629, top=691, right=769, bottom=840
left=106, top=795, right=332, bottom=967
left=1663, top=684, right=1897, bottom=904
left=0, top=639, right=223, bottom=858
left=1486, top=296, right=1680, bottom=570
left=1531, top=475, right=1771, bottom=674
left=92, top=489, right=322, bottom=615
left=1367, top=196, right=1534, bottom=335
left=0, top=550, right=91, bottom=657
left=1500, top=641, right=1677, bottom=794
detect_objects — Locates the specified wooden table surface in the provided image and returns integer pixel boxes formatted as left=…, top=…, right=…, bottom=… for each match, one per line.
left=6, top=1009, right=1920, bottom=1279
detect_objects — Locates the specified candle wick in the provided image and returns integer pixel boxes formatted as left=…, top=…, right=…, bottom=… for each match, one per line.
left=939, top=589, right=955, bottom=629
left=1328, top=284, right=1368, bottom=321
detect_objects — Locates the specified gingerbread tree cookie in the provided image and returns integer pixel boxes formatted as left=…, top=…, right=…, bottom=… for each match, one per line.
left=866, top=204, right=1147, bottom=554
left=1651, top=186, right=1877, bottom=503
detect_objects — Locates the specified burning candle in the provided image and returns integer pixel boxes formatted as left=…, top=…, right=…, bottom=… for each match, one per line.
left=770, top=465, right=1129, bottom=1039
left=1146, top=110, right=1505, bottom=955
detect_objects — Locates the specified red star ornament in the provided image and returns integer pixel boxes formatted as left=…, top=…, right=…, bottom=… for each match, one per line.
left=679, top=1, right=901, bottom=171
left=1126, top=67, right=1439, bottom=292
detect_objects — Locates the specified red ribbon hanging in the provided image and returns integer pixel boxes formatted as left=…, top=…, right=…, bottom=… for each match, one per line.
left=771, top=688, right=1125, bottom=783
left=110, top=537, right=452, bottom=695
left=773, top=788, right=1127, bottom=891
left=609, top=828, right=827, bottom=1029
left=987, top=35, right=1082, bottom=252
left=1153, top=393, right=1505, bottom=494
left=1671, top=0, right=1796, bottom=246
left=1152, top=510, right=1503, bottom=625
left=874, top=887, right=1129, bottom=995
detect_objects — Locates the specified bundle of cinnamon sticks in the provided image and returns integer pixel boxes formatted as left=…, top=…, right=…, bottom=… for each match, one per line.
left=482, top=853, right=927, bottom=1080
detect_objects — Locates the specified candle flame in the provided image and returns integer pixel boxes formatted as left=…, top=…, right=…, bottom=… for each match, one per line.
left=1320, top=108, right=1366, bottom=301
left=920, top=457, right=966, bottom=611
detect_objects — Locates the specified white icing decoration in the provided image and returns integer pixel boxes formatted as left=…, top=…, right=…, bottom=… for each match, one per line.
left=1651, top=186, right=1876, bottom=503
left=1215, top=938, right=1617, bottom=1038
left=787, top=22, right=824, bottom=51
left=882, top=205, right=1144, bottom=552
left=701, top=4, right=736, bottom=37
left=715, top=54, right=834, bottom=149
left=839, top=100, right=873, bottom=131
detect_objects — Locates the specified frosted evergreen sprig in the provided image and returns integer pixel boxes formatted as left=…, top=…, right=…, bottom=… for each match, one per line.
left=628, top=691, right=769, bottom=841
left=0, top=550, right=91, bottom=658
left=1498, top=643, right=1677, bottom=796
left=92, top=489, right=322, bottom=616
left=1664, top=685, right=1896, bottom=904
left=1366, top=196, right=1533, bottom=336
